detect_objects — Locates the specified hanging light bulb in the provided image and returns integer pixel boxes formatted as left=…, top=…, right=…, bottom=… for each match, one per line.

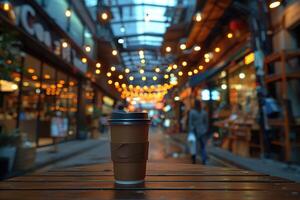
left=96, top=62, right=101, bottom=68
left=178, top=71, right=183, bottom=76
left=118, top=74, right=124, bottom=80
left=139, top=69, right=145, bottom=74
left=111, top=66, right=116, bottom=71
left=194, top=45, right=201, bottom=51
left=269, top=0, right=281, bottom=8
left=155, top=67, right=160, bottom=73
left=153, top=76, right=158, bottom=81
left=165, top=46, right=172, bottom=53
left=195, top=12, right=202, bottom=22
left=180, top=43, right=186, bottom=50
left=112, top=50, right=118, bottom=56
left=84, top=45, right=91, bottom=52
left=129, top=76, right=134, bottom=81
left=65, top=8, right=72, bottom=17
left=182, top=61, right=187, bottom=67
left=125, top=68, right=130, bottom=73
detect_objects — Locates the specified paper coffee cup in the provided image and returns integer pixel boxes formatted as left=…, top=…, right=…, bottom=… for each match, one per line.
left=108, top=112, right=151, bottom=184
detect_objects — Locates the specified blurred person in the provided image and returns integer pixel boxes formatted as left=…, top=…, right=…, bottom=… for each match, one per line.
left=188, top=100, right=209, bottom=164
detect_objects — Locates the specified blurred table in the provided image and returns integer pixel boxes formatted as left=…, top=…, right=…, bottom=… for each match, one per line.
left=1, top=163, right=300, bottom=199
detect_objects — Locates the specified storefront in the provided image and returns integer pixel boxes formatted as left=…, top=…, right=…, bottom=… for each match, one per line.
left=0, top=1, right=110, bottom=147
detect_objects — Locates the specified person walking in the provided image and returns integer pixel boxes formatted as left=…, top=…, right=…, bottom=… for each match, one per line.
left=188, top=100, right=209, bottom=164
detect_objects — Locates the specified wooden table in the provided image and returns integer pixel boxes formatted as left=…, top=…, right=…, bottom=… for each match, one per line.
left=1, top=163, right=300, bottom=199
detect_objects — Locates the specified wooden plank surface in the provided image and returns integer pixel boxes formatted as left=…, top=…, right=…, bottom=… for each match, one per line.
left=0, top=163, right=299, bottom=200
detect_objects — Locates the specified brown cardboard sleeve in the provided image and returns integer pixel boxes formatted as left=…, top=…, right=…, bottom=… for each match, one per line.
left=111, top=142, right=149, bottom=163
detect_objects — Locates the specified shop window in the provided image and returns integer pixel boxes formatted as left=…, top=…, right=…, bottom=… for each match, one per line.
left=228, top=64, right=258, bottom=119
left=38, top=64, right=56, bottom=146
left=20, top=55, right=41, bottom=144
left=0, top=71, right=20, bottom=134
left=67, top=78, right=78, bottom=138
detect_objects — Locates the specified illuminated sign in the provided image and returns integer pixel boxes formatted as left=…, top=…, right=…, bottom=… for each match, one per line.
left=14, top=4, right=87, bottom=73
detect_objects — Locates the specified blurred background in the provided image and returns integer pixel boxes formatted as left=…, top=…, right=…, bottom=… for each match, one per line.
left=0, top=0, right=300, bottom=182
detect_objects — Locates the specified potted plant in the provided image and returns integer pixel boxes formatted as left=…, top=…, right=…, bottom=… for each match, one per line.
left=0, top=129, right=19, bottom=176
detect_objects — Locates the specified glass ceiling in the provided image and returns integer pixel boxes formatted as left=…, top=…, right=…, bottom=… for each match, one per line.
left=85, top=0, right=189, bottom=84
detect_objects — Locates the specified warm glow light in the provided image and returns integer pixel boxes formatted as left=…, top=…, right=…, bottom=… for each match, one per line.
left=27, top=68, right=35, bottom=74
left=180, top=43, right=186, bottom=50
left=85, top=45, right=91, bottom=52
left=198, top=65, right=204, bottom=70
left=62, top=41, right=68, bottom=48
left=215, top=47, right=221, bottom=53
left=194, top=45, right=201, bottom=51
left=155, top=67, right=160, bottom=73
left=227, top=33, right=233, bottom=39
left=182, top=61, right=187, bottom=67
left=239, top=72, right=246, bottom=79
left=153, top=76, right=158, bottom=81
left=108, top=80, right=113, bottom=84
left=101, top=12, right=108, bottom=20
left=195, top=12, right=202, bottom=22
left=118, top=74, right=124, bottom=80
left=129, top=76, right=134, bottom=81
left=125, top=68, right=130, bottom=73
left=164, top=74, right=169, bottom=79
left=165, top=46, right=172, bottom=53
left=2, top=2, right=11, bottom=11
left=32, top=75, right=38, bottom=80
left=95, top=69, right=101, bottom=74
left=96, top=63, right=101, bottom=68
left=114, top=82, right=120, bottom=87
left=221, top=84, right=227, bottom=90
left=269, top=1, right=281, bottom=8
left=205, top=58, right=210, bottom=63
left=142, top=76, right=147, bottom=81
left=174, top=96, right=180, bottom=101
left=81, top=57, right=87, bottom=63
left=139, top=69, right=145, bottom=74
left=111, top=66, right=116, bottom=71
left=172, top=64, right=178, bottom=70
left=112, top=50, right=118, bottom=56
left=106, top=72, right=112, bottom=77
left=141, top=59, right=146, bottom=64
left=244, top=52, right=255, bottom=65
left=193, top=69, right=199, bottom=74
left=178, top=71, right=183, bottom=76
left=139, top=50, right=144, bottom=56
left=65, top=9, right=72, bottom=17
left=44, top=74, right=50, bottom=79
left=122, top=83, right=126, bottom=88
left=188, top=71, right=193, bottom=76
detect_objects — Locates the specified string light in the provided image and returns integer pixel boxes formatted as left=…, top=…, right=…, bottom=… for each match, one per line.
left=194, top=45, right=201, bottom=51
left=227, top=33, right=233, bottom=39
left=96, top=63, right=101, bottom=68
left=111, top=66, right=116, bottom=71
left=153, top=76, right=158, bottom=81
left=95, top=69, right=101, bottom=74
left=215, top=47, right=221, bottom=53
left=106, top=72, right=112, bottom=77
left=125, top=68, right=130, bottom=73
left=129, top=76, right=134, bottom=81
left=269, top=1, right=281, bottom=8
left=178, top=71, right=183, bottom=76
left=188, top=71, right=193, bottom=76
left=199, top=65, right=204, bottom=70
left=101, top=12, right=108, bottom=20
left=65, top=9, right=72, bottom=17
left=182, top=61, right=187, bottom=67
left=164, top=74, right=169, bottom=79
left=142, top=76, right=147, bottom=81
left=139, top=69, right=145, bottom=74
left=118, top=74, right=124, bottom=80
left=193, top=69, right=199, bottom=74
left=165, top=46, right=172, bottom=53
left=155, top=67, right=160, bottom=73
left=195, top=12, right=202, bottom=22
left=112, top=50, right=118, bottom=55
left=108, top=80, right=113, bottom=84
left=84, top=45, right=91, bottom=52
left=172, top=64, right=178, bottom=70
left=81, top=57, right=87, bottom=63
left=62, top=41, right=68, bottom=48
left=180, top=43, right=186, bottom=50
